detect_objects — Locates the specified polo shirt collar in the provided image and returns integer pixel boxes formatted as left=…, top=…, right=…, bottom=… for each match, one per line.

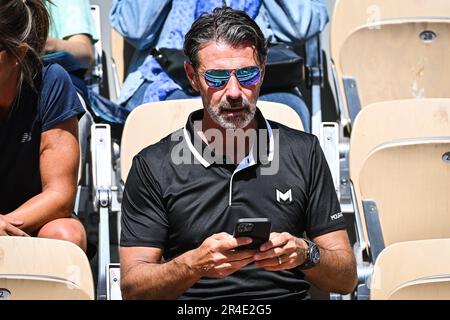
left=183, top=107, right=274, bottom=168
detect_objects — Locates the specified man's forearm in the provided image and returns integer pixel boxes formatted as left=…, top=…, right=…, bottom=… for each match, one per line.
left=303, top=247, right=357, bottom=294
left=121, top=251, right=201, bottom=299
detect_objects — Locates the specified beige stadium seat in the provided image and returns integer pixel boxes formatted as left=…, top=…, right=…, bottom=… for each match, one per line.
left=331, top=0, right=450, bottom=63
left=358, top=138, right=450, bottom=247
left=0, top=237, right=94, bottom=300
left=111, top=29, right=126, bottom=86
left=111, top=28, right=136, bottom=88
left=330, top=0, right=450, bottom=123
left=120, top=99, right=304, bottom=181
left=349, top=99, right=450, bottom=243
left=340, top=20, right=450, bottom=110
left=370, top=239, right=450, bottom=300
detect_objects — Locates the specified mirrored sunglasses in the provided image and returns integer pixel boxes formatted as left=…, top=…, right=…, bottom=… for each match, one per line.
left=203, top=66, right=261, bottom=88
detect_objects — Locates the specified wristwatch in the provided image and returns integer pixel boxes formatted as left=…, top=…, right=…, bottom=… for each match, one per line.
left=298, top=239, right=320, bottom=270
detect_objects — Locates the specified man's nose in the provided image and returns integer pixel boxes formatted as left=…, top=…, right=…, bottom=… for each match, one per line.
left=225, top=74, right=243, bottom=100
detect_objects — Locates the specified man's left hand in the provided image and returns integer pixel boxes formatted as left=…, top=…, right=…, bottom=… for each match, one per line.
left=254, top=232, right=308, bottom=271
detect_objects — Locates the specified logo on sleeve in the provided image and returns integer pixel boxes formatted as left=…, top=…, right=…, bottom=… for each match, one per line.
left=331, top=212, right=343, bottom=221
left=276, top=189, right=292, bottom=204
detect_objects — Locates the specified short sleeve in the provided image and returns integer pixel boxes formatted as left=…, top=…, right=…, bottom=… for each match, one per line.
left=47, top=0, right=98, bottom=42
left=305, top=137, right=345, bottom=239
left=120, top=154, right=169, bottom=248
left=39, top=64, right=85, bottom=132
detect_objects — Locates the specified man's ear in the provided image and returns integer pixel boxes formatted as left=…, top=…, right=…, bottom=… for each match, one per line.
left=184, top=61, right=199, bottom=92
left=260, top=65, right=266, bottom=83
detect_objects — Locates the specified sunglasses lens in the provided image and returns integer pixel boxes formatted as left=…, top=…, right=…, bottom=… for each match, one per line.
left=203, top=66, right=261, bottom=88
left=204, top=69, right=230, bottom=88
left=236, top=66, right=260, bottom=86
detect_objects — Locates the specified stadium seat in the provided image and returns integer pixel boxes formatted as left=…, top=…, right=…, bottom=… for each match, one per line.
left=0, top=237, right=94, bottom=300
left=340, top=20, right=450, bottom=117
left=331, top=0, right=450, bottom=61
left=111, top=29, right=127, bottom=87
left=120, top=99, right=304, bottom=180
left=359, top=138, right=450, bottom=249
left=349, top=99, right=450, bottom=245
left=330, top=0, right=450, bottom=125
left=370, top=239, right=450, bottom=300
left=353, top=137, right=450, bottom=299
left=346, top=98, right=450, bottom=299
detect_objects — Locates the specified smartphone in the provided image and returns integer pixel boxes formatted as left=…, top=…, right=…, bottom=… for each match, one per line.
left=233, top=218, right=271, bottom=250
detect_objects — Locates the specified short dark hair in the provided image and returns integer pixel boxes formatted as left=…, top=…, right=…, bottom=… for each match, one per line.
left=183, top=6, right=267, bottom=70
left=0, top=0, right=49, bottom=90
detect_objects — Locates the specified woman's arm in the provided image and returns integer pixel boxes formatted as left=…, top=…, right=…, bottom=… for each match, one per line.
left=45, top=0, right=97, bottom=68
left=45, top=34, right=94, bottom=69
left=5, top=117, right=80, bottom=234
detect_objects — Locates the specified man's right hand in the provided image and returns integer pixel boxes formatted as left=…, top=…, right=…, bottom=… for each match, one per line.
left=188, top=232, right=256, bottom=279
left=0, top=216, right=29, bottom=236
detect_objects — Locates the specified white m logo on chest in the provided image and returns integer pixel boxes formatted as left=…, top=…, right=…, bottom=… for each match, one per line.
left=276, top=189, right=292, bottom=203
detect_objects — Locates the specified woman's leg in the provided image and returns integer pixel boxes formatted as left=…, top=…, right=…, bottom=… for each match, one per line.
left=37, top=218, right=87, bottom=252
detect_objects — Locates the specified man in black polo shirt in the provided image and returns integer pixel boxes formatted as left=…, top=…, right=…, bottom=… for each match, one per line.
left=120, top=6, right=357, bottom=300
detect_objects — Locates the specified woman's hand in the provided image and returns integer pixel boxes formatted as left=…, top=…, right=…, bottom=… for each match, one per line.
left=0, top=215, right=29, bottom=236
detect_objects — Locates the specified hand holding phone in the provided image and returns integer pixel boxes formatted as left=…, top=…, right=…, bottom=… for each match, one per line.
left=233, top=218, right=271, bottom=250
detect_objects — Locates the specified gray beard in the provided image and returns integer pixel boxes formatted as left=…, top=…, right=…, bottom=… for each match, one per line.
left=206, top=100, right=256, bottom=129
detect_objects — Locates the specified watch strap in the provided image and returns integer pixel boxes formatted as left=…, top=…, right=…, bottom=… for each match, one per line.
left=298, top=238, right=318, bottom=270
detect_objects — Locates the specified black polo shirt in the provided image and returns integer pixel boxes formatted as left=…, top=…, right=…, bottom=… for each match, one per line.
left=121, top=107, right=345, bottom=300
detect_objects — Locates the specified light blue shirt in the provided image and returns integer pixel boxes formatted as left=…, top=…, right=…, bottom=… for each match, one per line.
left=46, top=0, right=98, bottom=42
left=110, top=0, right=328, bottom=108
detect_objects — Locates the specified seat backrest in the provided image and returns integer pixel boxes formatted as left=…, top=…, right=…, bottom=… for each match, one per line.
left=359, top=138, right=450, bottom=246
left=339, top=19, right=450, bottom=109
left=120, top=99, right=304, bottom=181
left=111, top=29, right=125, bottom=86
left=0, top=237, right=94, bottom=300
left=111, top=27, right=136, bottom=88
left=330, top=0, right=450, bottom=121
left=371, top=239, right=450, bottom=300
left=331, top=0, right=450, bottom=62
left=389, top=277, right=450, bottom=300
left=349, top=99, right=450, bottom=245
left=349, top=99, right=450, bottom=193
